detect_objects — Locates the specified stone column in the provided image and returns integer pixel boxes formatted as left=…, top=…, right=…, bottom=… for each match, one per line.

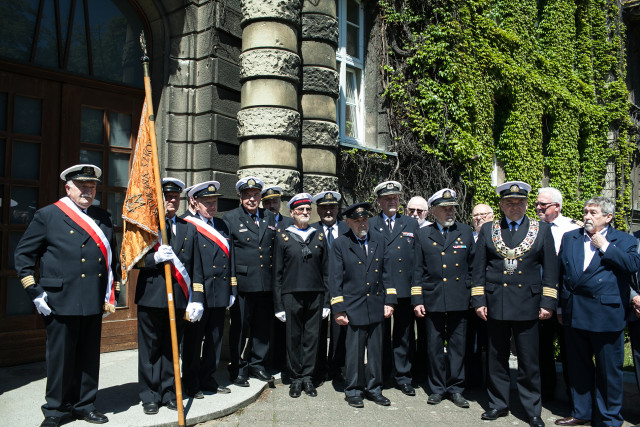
left=238, top=0, right=301, bottom=194
left=300, top=0, right=339, bottom=194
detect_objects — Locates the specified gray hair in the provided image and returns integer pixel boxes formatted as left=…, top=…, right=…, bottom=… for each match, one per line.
left=584, top=196, right=615, bottom=216
left=538, top=187, right=563, bottom=208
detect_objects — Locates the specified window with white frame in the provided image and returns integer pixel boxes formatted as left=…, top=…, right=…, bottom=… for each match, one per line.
left=336, top=0, right=364, bottom=145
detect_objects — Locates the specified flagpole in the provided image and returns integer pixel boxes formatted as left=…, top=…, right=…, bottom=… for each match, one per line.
left=139, top=32, right=186, bottom=427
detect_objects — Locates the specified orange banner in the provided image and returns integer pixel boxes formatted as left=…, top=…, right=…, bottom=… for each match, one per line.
left=120, top=100, right=160, bottom=285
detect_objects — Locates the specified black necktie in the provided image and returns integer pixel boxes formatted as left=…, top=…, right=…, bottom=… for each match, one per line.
left=165, top=218, right=172, bottom=243
left=358, top=239, right=367, bottom=256
left=510, top=221, right=517, bottom=236
left=326, top=227, right=334, bottom=249
left=442, top=227, right=448, bottom=240
left=251, top=214, right=258, bottom=226
left=387, top=218, right=393, bottom=233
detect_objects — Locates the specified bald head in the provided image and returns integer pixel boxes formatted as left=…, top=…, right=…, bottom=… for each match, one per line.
left=407, top=196, right=428, bottom=225
left=472, top=203, right=494, bottom=233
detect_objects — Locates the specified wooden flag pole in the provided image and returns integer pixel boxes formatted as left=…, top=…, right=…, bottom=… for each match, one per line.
left=139, top=32, right=186, bottom=427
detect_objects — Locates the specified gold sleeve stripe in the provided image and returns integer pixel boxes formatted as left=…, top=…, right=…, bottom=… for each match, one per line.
left=330, top=296, right=344, bottom=305
left=193, top=283, right=204, bottom=293
left=103, top=302, right=116, bottom=313
left=411, top=286, right=422, bottom=295
left=231, top=277, right=237, bottom=286
left=21, top=275, right=36, bottom=289
left=471, top=286, right=485, bottom=296
left=115, top=282, right=121, bottom=292
left=542, top=288, right=558, bottom=299
left=386, top=288, right=397, bottom=295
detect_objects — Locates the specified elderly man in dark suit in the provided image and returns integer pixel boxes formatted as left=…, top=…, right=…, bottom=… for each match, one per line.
left=413, top=188, right=474, bottom=408
left=369, top=180, right=419, bottom=395
left=472, top=181, right=558, bottom=427
left=329, top=202, right=396, bottom=408
left=15, top=164, right=120, bottom=427
left=134, top=177, right=204, bottom=415
left=223, top=177, right=277, bottom=386
left=555, top=197, right=640, bottom=427
left=181, top=181, right=236, bottom=398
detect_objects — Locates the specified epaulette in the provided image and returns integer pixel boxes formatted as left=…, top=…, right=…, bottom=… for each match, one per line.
left=571, top=218, right=584, bottom=227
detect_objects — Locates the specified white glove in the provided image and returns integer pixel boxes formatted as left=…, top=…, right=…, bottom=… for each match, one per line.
left=186, top=302, right=204, bottom=322
left=154, top=245, right=175, bottom=264
left=322, top=308, right=331, bottom=319
left=275, top=311, right=286, bottom=322
left=227, top=295, right=236, bottom=308
left=33, top=292, right=51, bottom=316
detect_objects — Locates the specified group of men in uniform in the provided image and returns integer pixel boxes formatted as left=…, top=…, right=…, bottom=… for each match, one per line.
left=16, top=163, right=640, bottom=427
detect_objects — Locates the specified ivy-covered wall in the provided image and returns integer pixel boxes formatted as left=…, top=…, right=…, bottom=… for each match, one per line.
left=377, top=0, right=633, bottom=226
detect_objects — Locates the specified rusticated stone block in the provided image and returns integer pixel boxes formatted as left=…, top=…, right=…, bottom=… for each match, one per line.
left=242, top=21, right=298, bottom=53
left=239, top=138, right=298, bottom=168
left=301, top=147, right=336, bottom=174
left=302, top=174, right=338, bottom=196
left=301, top=94, right=336, bottom=121
left=240, top=49, right=300, bottom=83
left=237, top=107, right=301, bottom=139
left=301, top=14, right=338, bottom=46
left=302, top=66, right=338, bottom=96
left=301, top=41, right=336, bottom=68
left=241, top=0, right=301, bottom=26
left=302, top=120, right=338, bottom=146
left=302, top=0, right=335, bottom=16
left=238, top=167, right=301, bottom=195
left=241, top=79, right=298, bottom=109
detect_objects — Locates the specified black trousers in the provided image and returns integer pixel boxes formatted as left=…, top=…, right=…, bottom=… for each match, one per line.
left=464, top=308, right=487, bottom=388
left=42, top=314, right=102, bottom=418
left=425, top=310, right=467, bottom=394
left=345, top=321, right=383, bottom=397
left=629, top=318, right=640, bottom=394
left=137, top=306, right=185, bottom=405
left=235, top=291, right=273, bottom=376
left=539, top=315, right=570, bottom=399
left=283, top=292, right=323, bottom=383
left=391, top=298, right=416, bottom=385
left=327, top=316, right=347, bottom=377
left=182, top=307, right=226, bottom=393
left=314, top=316, right=329, bottom=380
left=487, top=318, right=541, bottom=418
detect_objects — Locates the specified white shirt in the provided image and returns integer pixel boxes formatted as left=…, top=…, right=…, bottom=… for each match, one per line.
left=323, top=223, right=338, bottom=240
left=505, top=216, right=524, bottom=231
left=382, top=213, right=397, bottom=231
left=547, top=214, right=580, bottom=255
left=420, top=220, right=432, bottom=228
left=583, top=226, right=609, bottom=271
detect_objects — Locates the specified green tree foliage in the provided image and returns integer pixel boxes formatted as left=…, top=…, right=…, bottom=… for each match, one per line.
left=379, top=0, right=632, bottom=225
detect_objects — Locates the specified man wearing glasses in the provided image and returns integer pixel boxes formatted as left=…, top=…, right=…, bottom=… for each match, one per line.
left=472, top=204, right=494, bottom=242
left=536, top=187, right=581, bottom=403
left=406, top=196, right=431, bottom=228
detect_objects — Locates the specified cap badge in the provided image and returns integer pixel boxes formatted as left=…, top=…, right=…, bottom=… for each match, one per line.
left=82, top=166, right=93, bottom=175
left=510, top=184, right=520, bottom=193
left=248, top=178, right=256, bottom=186
left=443, top=190, right=452, bottom=199
left=326, top=193, right=333, bottom=200
left=208, top=185, right=215, bottom=192
left=356, top=207, right=365, bottom=214
left=386, top=183, right=394, bottom=190
left=266, top=189, right=275, bottom=196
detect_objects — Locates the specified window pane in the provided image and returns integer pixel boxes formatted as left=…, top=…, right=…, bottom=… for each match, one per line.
left=79, top=149, right=103, bottom=169
left=14, top=96, right=42, bottom=135
left=12, top=141, right=40, bottom=180
left=108, top=152, right=129, bottom=187
left=0, top=0, right=39, bottom=62
left=67, top=0, right=89, bottom=74
left=345, top=69, right=360, bottom=140
left=107, top=192, right=124, bottom=227
left=7, top=277, right=34, bottom=316
left=109, top=112, right=131, bottom=147
left=0, top=93, right=7, bottom=130
left=0, top=139, right=5, bottom=176
left=81, top=107, right=104, bottom=144
left=347, top=0, right=359, bottom=24
left=88, top=0, right=143, bottom=86
left=11, top=186, right=38, bottom=225
left=34, top=0, right=59, bottom=68
left=346, top=23, right=359, bottom=58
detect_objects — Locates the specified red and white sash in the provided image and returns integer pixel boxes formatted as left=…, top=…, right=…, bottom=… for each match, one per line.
left=54, top=197, right=115, bottom=305
left=183, top=216, right=230, bottom=257
left=155, top=230, right=192, bottom=301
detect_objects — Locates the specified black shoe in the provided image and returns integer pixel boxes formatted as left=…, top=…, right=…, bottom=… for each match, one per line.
left=186, top=390, right=204, bottom=399
left=165, top=400, right=178, bottom=411
left=289, top=382, right=302, bottom=398
left=216, top=385, right=231, bottom=394
left=481, top=408, right=509, bottom=420
left=427, top=393, right=443, bottom=404
left=364, top=391, right=391, bottom=406
left=398, top=383, right=415, bottom=396
left=234, top=375, right=250, bottom=387
left=40, top=417, right=61, bottom=427
left=142, top=402, right=159, bottom=415
left=529, top=416, right=545, bottom=427
left=303, top=381, right=317, bottom=397
left=345, top=395, right=364, bottom=408
left=449, top=392, right=469, bottom=408
left=76, top=410, right=109, bottom=424
left=249, top=369, right=274, bottom=382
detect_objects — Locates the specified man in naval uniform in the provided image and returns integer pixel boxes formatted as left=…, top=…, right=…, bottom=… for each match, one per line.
left=223, top=177, right=277, bottom=386
left=262, top=185, right=294, bottom=229
left=273, top=193, right=330, bottom=398
left=181, top=181, right=236, bottom=398
left=330, top=202, right=396, bottom=408
left=472, top=181, right=558, bottom=427
left=134, top=178, right=204, bottom=415
left=311, top=191, right=349, bottom=383
left=369, top=180, right=418, bottom=395
left=15, top=164, right=119, bottom=427
left=412, top=188, right=474, bottom=408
